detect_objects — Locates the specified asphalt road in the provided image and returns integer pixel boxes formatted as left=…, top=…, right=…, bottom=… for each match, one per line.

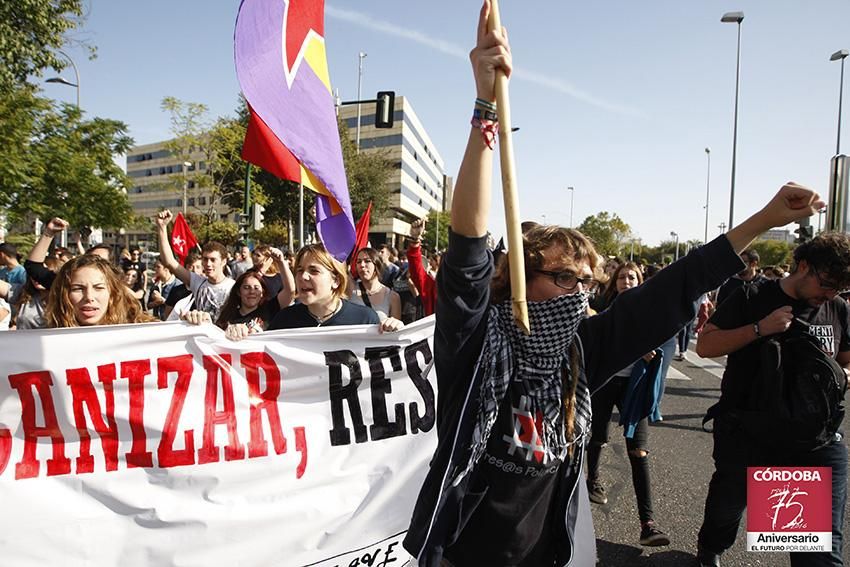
left=589, top=349, right=850, bottom=567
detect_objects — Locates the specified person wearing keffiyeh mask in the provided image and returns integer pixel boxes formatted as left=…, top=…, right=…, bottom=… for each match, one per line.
left=402, top=3, right=827, bottom=566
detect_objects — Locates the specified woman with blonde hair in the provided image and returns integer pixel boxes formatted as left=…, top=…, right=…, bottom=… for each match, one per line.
left=224, top=243, right=402, bottom=340
left=46, top=254, right=155, bottom=327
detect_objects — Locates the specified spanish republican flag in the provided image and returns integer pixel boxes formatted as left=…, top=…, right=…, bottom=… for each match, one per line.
left=235, top=0, right=355, bottom=260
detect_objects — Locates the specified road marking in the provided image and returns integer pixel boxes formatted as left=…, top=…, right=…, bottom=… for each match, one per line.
left=682, top=350, right=726, bottom=378
left=665, top=365, right=691, bottom=381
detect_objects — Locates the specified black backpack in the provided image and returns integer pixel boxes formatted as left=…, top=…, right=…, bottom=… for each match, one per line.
left=739, top=325, right=847, bottom=451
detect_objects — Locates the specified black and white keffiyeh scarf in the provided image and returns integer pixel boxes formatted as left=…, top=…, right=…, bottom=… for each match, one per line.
left=452, top=292, right=593, bottom=486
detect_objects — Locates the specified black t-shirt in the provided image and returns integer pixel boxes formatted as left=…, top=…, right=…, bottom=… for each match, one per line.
left=716, top=274, right=768, bottom=307
left=165, top=283, right=191, bottom=307
left=226, top=299, right=281, bottom=331
left=710, top=279, right=850, bottom=407
left=262, top=273, right=283, bottom=298
left=445, top=381, right=562, bottom=566
left=267, top=300, right=379, bottom=330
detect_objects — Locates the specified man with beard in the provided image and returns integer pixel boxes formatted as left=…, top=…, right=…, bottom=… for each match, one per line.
left=715, top=248, right=768, bottom=306
left=696, top=233, right=850, bottom=567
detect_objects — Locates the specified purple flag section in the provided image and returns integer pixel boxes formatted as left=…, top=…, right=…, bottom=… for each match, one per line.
left=234, top=0, right=355, bottom=260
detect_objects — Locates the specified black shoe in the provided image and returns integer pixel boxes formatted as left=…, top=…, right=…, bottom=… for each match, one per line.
left=639, top=521, right=670, bottom=547
left=587, top=479, right=608, bottom=505
left=696, top=544, right=721, bottom=567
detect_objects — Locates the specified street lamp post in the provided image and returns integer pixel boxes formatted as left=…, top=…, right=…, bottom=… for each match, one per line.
left=567, top=186, right=575, bottom=227
left=703, top=147, right=711, bottom=243
left=45, top=49, right=80, bottom=108
left=46, top=49, right=81, bottom=249
left=355, top=52, right=367, bottom=152
left=670, top=231, right=680, bottom=262
left=182, top=161, right=192, bottom=215
left=831, top=49, right=848, bottom=155
left=721, top=11, right=745, bottom=229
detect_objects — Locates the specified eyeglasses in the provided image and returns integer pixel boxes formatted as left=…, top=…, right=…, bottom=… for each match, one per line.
left=811, top=270, right=844, bottom=292
left=535, top=269, right=597, bottom=292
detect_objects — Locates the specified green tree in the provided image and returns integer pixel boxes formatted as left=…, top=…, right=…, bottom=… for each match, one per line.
left=251, top=222, right=290, bottom=247
left=337, top=119, right=393, bottom=220
left=750, top=239, right=795, bottom=266
left=0, top=0, right=94, bottom=92
left=421, top=209, right=451, bottom=252
left=576, top=212, right=632, bottom=257
left=1, top=95, right=134, bottom=228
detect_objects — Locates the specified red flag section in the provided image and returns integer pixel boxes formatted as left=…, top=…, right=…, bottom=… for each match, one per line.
left=171, top=213, right=199, bottom=264
left=242, top=105, right=302, bottom=183
left=349, top=202, right=372, bottom=277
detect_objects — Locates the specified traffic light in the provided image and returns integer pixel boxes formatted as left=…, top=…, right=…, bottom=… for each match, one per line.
left=794, top=219, right=814, bottom=244
left=238, top=212, right=250, bottom=240
left=252, top=203, right=265, bottom=230
left=375, top=91, right=395, bottom=128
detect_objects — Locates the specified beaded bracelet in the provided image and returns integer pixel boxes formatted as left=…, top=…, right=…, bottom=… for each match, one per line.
left=474, top=97, right=497, bottom=111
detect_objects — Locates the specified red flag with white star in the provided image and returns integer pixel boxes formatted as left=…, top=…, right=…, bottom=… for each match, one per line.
left=170, top=213, right=198, bottom=264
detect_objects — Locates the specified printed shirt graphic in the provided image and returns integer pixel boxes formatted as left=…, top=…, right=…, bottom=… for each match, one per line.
left=444, top=381, right=564, bottom=566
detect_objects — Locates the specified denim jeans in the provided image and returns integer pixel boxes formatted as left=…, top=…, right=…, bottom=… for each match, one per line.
left=699, top=418, right=847, bottom=566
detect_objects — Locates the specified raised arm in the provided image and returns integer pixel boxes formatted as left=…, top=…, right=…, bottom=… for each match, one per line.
left=269, top=247, right=296, bottom=307
left=154, top=210, right=191, bottom=286
left=724, top=182, right=823, bottom=253
left=29, top=217, right=68, bottom=264
left=451, top=1, right=511, bottom=238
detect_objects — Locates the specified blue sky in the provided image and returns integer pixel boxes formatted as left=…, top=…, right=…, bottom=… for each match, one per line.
left=47, top=0, right=849, bottom=246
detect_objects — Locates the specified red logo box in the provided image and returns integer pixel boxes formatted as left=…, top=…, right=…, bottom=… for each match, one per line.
left=746, top=467, right=832, bottom=553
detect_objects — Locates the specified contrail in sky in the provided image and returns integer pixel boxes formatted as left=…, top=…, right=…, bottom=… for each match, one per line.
left=325, top=4, right=642, bottom=118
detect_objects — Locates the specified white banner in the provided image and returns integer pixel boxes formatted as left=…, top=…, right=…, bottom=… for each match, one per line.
left=0, top=317, right=438, bottom=566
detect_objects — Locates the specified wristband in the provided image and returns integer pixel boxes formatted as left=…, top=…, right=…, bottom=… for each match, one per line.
left=471, top=116, right=499, bottom=150
left=753, top=322, right=761, bottom=337
left=473, top=108, right=499, bottom=122
left=474, top=97, right=497, bottom=111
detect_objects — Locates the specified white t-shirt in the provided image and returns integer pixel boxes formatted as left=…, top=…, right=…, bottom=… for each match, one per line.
left=0, top=298, right=11, bottom=330
left=188, top=272, right=234, bottom=322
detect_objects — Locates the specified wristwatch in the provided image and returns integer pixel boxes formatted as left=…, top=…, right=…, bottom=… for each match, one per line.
left=753, top=322, right=761, bottom=337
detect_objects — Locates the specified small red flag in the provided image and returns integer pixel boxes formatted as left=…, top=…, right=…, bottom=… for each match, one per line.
left=171, top=213, right=199, bottom=264
left=349, top=202, right=372, bottom=277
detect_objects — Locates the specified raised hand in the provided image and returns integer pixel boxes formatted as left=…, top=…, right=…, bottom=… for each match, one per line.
left=471, top=0, right=511, bottom=104
left=758, top=182, right=824, bottom=229
left=44, top=217, right=69, bottom=237
left=155, top=210, right=174, bottom=229
left=410, top=218, right=426, bottom=240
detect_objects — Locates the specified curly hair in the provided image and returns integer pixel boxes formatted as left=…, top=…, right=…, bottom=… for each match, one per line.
left=792, top=232, right=850, bottom=288
left=215, top=270, right=269, bottom=330
left=46, top=255, right=155, bottom=327
left=490, top=224, right=601, bottom=304
left=295, top=244, right=349, bottom=301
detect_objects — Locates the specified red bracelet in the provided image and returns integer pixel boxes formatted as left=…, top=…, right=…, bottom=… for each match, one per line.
left=471, top=116, right=499, bottom=150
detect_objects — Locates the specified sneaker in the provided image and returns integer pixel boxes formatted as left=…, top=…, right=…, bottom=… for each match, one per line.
left=587, top=479, right=608, bottom=505
left=639, top=521, right=670, bottom=547
left=696, top=544, right=721, bottom=567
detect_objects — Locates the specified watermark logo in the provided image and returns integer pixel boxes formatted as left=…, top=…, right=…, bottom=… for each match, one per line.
left=746, top=467, right=832, bottom=553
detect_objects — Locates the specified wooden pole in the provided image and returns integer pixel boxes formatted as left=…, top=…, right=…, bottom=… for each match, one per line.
left=488, top=0, right=529, bottom=334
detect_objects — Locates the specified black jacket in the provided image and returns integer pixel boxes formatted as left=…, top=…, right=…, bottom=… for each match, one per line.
left=403, top=230, right=743, bottom=567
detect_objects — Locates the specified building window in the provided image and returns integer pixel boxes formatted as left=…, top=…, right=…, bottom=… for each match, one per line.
left=199, top=196, right=206, bottom=206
